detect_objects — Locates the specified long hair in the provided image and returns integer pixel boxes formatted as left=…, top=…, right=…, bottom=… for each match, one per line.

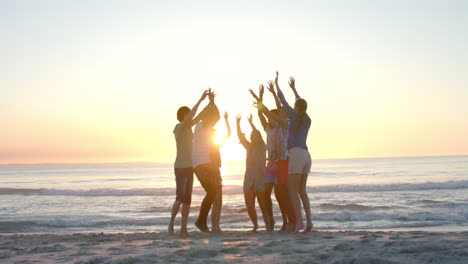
left=293, top=99, right=310, bottom=132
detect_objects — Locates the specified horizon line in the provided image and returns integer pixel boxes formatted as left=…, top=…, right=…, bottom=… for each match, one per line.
left=0, top=154, right=466, bottom=166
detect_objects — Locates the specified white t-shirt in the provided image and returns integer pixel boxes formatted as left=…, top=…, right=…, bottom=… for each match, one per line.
left=192, top=122, right=215, bottom=168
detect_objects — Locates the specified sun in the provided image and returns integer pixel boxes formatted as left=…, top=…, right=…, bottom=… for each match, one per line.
left=213, top=124, right=246, bottom=162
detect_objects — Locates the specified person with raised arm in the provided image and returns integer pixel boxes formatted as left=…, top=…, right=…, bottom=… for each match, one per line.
left=170, top=90, right=209, bottom=236
left=236, top=114, right=271, bottom=232
left=250, top=85, right=295, bottom=232
left=192, top=89, right=229, bottom=233
left=275, top=71, right=313, bottom=233
left=209, top=110, right=231, bottom=231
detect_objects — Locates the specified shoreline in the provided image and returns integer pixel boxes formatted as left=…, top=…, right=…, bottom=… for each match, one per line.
left=1, top=230, right=467, bottom=263
left=2, top=224, right=468, bottom=237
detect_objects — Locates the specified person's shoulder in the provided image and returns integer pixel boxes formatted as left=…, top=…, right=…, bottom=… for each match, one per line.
left=259, top=138, right=266, bottom=147
left=193, top=121, right=204, bottom=133
left=253, top=141, right=266, bottom=155
left=173, top=123, right=182, bottom=133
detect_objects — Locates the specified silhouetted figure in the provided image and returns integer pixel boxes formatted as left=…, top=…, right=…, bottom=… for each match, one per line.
left=250, top=84, right=295, bottom=232
left=276, top=71, right=313, bottom=233
left=236, top=114, right=271, bottom=232
left=192, top=89, right=230, bottom=233
left=170, top=90, right=209, bottom=236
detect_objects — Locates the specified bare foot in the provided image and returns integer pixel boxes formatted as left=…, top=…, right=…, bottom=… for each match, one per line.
left=168, top=224, right=174, bottom=235
left=270, top=219, right=276, bottom=231
left=292, top=224, right=301, bottom=234
left=302, top=223, right=313, bottom=233
left=280, top=222, right=288, bottom=232
left=266, top=224, right=274, bottom=232
left=211, top=227, right=222, bottom=233
left=298, top=222, right=305, bottom=230
left=252, top=224, right=258, bottom=233
left=195, top=221, right=210, bottom=233
left=179, top=229, right=189, bottom=237
left=286, top=222, right=295, bottom=233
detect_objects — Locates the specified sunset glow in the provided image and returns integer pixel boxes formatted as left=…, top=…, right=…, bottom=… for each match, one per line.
left=1, top=1, right=468, bottom=164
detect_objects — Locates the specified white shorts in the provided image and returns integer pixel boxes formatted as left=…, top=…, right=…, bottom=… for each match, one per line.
left=288, top=147, right=311, bottom=175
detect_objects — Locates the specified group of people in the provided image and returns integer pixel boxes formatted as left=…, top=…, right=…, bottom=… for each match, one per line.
left=169, top=71, right=312, bottom=236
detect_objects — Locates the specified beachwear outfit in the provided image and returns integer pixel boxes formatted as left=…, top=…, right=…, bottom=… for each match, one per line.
left=277, top=90, right=312, bottom=175
left=264, top=119, right=290, bottom=184
left=239, top=133, right=266, bottom=193
left=173, top=123, right=194, bottom=204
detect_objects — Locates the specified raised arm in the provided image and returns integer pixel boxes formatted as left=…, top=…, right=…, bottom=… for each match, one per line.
left=275, top=71, right=295, bottom=116
left=255, top=100, right=288, bottom=127
left=208, top=89, right=221, bottom=122
left=257, top=109, right=268, bottom=130
left=218, top=111, right=231, bottom=146
left=190, top=89, right=215, bottom=126
left=253, top=85, right=268, bottom=130
left=248, top=88, right=260, bottom=102
left=267, top=80, right=282, bottom=110
left=259, top=84, right=265, bottom=102
left=288, top=76, right=301, bottom=99
left=247, top=114, right=259, bottom=133
left=180, top=90, right=208, bottom=128
left=235, top=115, right=251, bottom=149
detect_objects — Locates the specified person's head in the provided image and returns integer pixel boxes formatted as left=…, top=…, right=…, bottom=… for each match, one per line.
left=294, top=99, right=308, bottom=114
left=177, top=106, right=190, bottom=122
left=250, top=130, right=262, bottom=144
left=268, top=109, right=280, bottom=127
left=293, top=98, right=310, bottom=132
left=202, top=105, right=220, bottom=128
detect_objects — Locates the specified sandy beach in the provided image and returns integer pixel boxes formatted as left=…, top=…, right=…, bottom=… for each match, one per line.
left=1, top=230, right=467, bottom=263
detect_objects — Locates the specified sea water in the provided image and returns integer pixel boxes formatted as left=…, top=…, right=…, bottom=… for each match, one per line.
left=1, top=156, right=467, bottom=233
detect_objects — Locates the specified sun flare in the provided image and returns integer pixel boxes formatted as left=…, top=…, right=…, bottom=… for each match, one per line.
left=214, top=124, right=246, bottom=162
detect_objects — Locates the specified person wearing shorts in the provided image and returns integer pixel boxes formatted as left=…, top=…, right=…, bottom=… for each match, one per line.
left=276, top=71, right=313, bottom=233
left=250, top=82, right=294, bottom=232
left=192, top=90, right=230, bottom=233
left=263, top=118, right=294, bottom=232
left=174, top=167, right=194, bottom=204
left=169, top=90, right=209, bottom=236
left=236, top=114, right=271, bottom=232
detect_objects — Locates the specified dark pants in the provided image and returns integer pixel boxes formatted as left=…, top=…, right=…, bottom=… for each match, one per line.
left=194, top=163, right=222, bottom=228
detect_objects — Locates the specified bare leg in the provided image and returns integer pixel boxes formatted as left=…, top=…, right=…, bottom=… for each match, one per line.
left=264, top=183, right=275, bottom=230
left=180, top=202, right=190, bottom=236
left=288, top=173, right=303, bottom=233
left=298, top=173, right=312, bottom=232
left=256, top=191, right=271, bottom=232
left=274, top=184, right=289, bottom=231
left=211, top=176, right=223, bottom=233
left=244, top=187, right=258, bottom=232
left=168, top=200, right=182, bottom=235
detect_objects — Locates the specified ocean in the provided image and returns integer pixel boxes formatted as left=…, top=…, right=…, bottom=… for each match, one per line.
left=1, top=156, right=467, bottom=234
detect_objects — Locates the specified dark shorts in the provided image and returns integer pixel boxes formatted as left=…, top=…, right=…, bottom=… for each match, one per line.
left=174, top=167, right=194, bottom=203
left=264, top=160, right=289, bottom=184
left=194, top=163, right=222, bottom=188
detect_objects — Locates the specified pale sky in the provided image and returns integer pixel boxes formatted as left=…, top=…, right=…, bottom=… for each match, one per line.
left=1, top=0, right=468, bottom=164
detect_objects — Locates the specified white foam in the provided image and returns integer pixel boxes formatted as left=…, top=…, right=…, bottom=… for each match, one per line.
left=1, top=180, right=467, bottom=197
